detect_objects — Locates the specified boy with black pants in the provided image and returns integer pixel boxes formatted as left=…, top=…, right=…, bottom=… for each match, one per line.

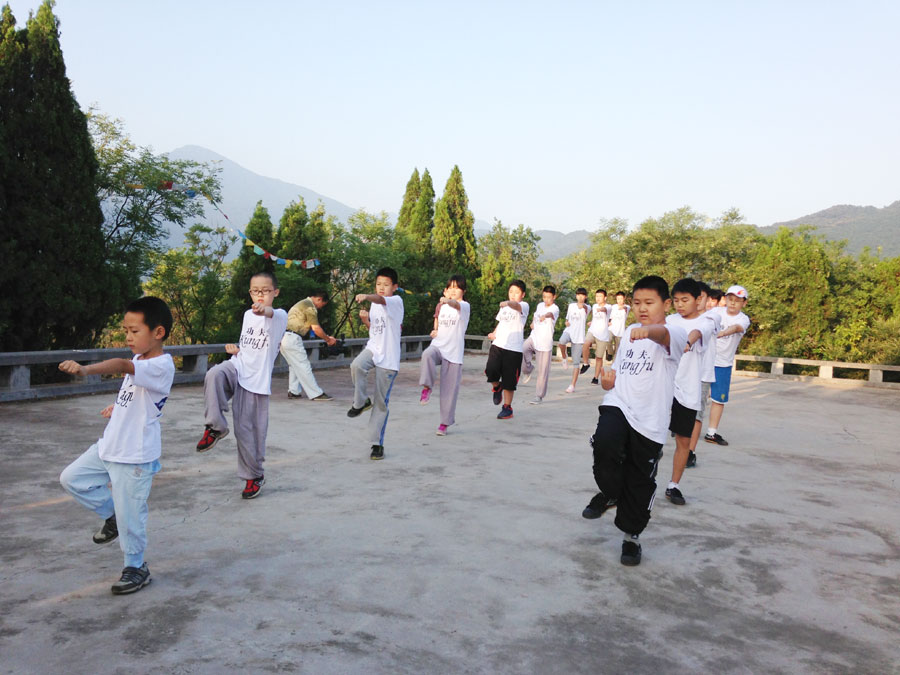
left=582, top=276, right=687, bottom=566
left=485, top=280, right=529, bottom=420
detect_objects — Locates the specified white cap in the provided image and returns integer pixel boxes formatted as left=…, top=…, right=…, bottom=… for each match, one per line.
left=725, top=285, right=748, bottom=300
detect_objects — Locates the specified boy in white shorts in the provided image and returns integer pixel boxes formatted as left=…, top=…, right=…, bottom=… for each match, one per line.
left=581, top=289, right=612, bottom=384
left=557, top=287, right=590, bottom=392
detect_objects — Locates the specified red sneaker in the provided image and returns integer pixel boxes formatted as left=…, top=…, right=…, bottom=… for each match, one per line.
left=241, top=476, right=265, bottom=499
left=196, top=426, right=228, bottom=452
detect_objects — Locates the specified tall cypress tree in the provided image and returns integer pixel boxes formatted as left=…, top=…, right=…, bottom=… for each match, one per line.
left=228, top=200, right=276, bottom=326
left=432, top=166, right=477, bottom=273
left=395, top=168, right=420, bottom=235
left=0, top=1, right=113, bottom=350
left=409, top=168, right=435, bottom=255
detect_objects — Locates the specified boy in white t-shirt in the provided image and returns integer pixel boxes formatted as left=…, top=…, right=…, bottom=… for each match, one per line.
left=557, top=287, right=590, bottom=393
left=59, top=297, right=175, bottom=595
left=607, top=291, right=631, bottom=361
left=485, top=280, right=529, bottom=420
left=705, top=285, right=751, bottom=446
left=521, top=285, right=560, bottom=404
left=348, top=267, right=404, bottom=460
left=582, top=276, right=688, bottom=567
left=685, top=284, right=722, bottom=468
left=663, top=279, right=714, bottom=506
left=581, top=289, right=613, bottom=385
left=419, top=274, right=471, bottom=436
left=196, top=271, right=288, bottom=499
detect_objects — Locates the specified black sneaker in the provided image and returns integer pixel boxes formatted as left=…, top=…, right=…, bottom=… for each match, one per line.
left=93, top=514, right=118, bottom=544
left=665, top=486, right=686, bottom=505
left=287, top=391, right=302, bottom=399
left=582, top=492, right=617, bottom=519
left=497, top=405, right=513, bottom=420
left=241, top=476, right=265, bottom=499
left=370, top=445, right=384, bottom=460
left=580, top=364, right=591, bottom=374
left=704, top=433, right=729, bottom=446
left=492, top=387, right=503, bottom=406
left=686, top=450, right=697, bottom=468
left=196, top=426, right=228, bottom=452
left=311, top=392, right=333, bottom=401
left=590, top=377, right=599, bottom=385
left=111, top=563, right=151, bottom=595
left=347, top=398, right=372, bottom=418
left=621, top=540, right=642, bottom=566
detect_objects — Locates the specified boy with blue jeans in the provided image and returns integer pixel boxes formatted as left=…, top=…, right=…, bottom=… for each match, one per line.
left=347, top=267, right=404, bottom=460
left=582, top=276, right=687, bottom=566
left=196, top=271, right=288, bottom=499
left=59, top=297, right=175, bottom=595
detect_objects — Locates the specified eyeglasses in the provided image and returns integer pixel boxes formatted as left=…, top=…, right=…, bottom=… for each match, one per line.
left=249, top=288, right=275, bottom=296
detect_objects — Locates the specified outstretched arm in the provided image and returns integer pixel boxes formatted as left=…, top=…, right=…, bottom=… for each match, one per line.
left=628, top=324, right=671, bottom=350
left=356, top=293, right=387, bottom=306
left=59, top=358, right=135, bottom=377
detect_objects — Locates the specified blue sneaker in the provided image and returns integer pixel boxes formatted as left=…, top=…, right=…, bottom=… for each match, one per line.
left=497, top=405, right=513, bottom=420
left=492, top=387, right=503, bottom=406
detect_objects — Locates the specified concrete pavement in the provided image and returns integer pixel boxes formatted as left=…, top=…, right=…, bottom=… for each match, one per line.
left=1, top=358, right=899, bottom=673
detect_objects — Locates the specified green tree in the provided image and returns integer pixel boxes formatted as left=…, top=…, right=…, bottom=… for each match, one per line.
left=227, top=201, right=276, bottom=329
left=408, top=168, right=435, bottom=255
left=0, top=1, right=114, bottom=350
left=432, top=166, right=477, bottom=273
left=274, top=197, right=334, bottom=321
left=328, top=210, right=406, bottom=338
left=395, top=168, right=420, bottom=234
left=143, top=225, right=236, bottom=344
left=88, top=109, right=222, bottom=300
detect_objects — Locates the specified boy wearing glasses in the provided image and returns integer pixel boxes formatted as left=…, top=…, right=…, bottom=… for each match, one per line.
left=196, top=271, right=288, bottom=499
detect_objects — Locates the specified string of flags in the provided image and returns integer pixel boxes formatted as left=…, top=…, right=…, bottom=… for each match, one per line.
left=396, top=288, right=432, bottom=297
left=124, top=181, right=321, bottom=269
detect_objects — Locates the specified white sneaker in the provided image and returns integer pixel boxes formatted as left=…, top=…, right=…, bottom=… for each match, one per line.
left=565, top=385, right=575, bottom=393
left=521, top=370, right=532, bottom=385
left=529, top=396, right=542, bottom=405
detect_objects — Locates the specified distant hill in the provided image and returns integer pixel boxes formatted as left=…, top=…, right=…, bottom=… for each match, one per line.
left=164, top=146, right=361, bottom=250
left=762, top=201, right=900, bottom=256
left=470, top=227, right=593, bottom=262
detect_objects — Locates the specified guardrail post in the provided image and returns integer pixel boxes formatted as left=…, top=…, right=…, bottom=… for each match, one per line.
left=869, top=369, right=883, bottom=383
left=770, top=360, right=784, bottom=375
left=819, top=365, right=833, bottom=379
left=0, top=364, right=30, bottom=390
left=181, top=354, right=208, bottom=375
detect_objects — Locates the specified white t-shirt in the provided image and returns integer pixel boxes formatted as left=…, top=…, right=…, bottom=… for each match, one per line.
left=609, top=304, right=631, bottom=337
left=492, top=301, right=529, bottom=352
left=601, top=323, right=688, bottom=444
left=430, top=300, right=470, bottom=364
left=666, top=314, right=714, bottom=411
left=700, top=309, right=723, bottom=382
left=231, top=308, right=289, bottom=395
left=713, top=308, right=751, bottom=367
left=97, top=353, right=175, bottom=464
left=530, top=302, right=560, bottom=352
left=564, top=303, right=589, bottom=344
left=366, top=295, right=405, bottom=371
left=588, top=303, right=613, bottom=340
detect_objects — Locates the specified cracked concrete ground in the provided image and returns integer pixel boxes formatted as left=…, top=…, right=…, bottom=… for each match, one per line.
left=1, top=358, right=899, bottom=673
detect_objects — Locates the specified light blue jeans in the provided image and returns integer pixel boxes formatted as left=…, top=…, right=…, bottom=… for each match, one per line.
left=60, top=443, right=160, bottom=568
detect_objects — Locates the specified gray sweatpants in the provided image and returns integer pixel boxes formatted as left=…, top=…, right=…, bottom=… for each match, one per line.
left=521, top=336, right=552, bottom=399
left=351, top=349, right=398, bottom=446
left=419, top=345, right=463, bottom=427
left=204, top=360, right=270, bottom=480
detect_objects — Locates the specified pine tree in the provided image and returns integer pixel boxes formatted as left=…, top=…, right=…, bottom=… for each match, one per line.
left=228, top=201, right=276, bottom=327
left=275, top=197, right=331, bottom=310
left=0, top=1, right=113, bottom=350
left=395, top=168, right=420, bottom=234
left=409, top=168, right=435, bottom=255
left=432, top=166, right=477, bottom=273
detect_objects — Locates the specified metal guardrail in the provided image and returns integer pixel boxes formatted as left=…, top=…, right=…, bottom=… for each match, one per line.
left=3, top=335, right=897, bottom=402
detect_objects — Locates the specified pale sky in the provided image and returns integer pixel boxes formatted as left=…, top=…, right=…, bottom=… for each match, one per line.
left=8, top=0, right=900, bottom=231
